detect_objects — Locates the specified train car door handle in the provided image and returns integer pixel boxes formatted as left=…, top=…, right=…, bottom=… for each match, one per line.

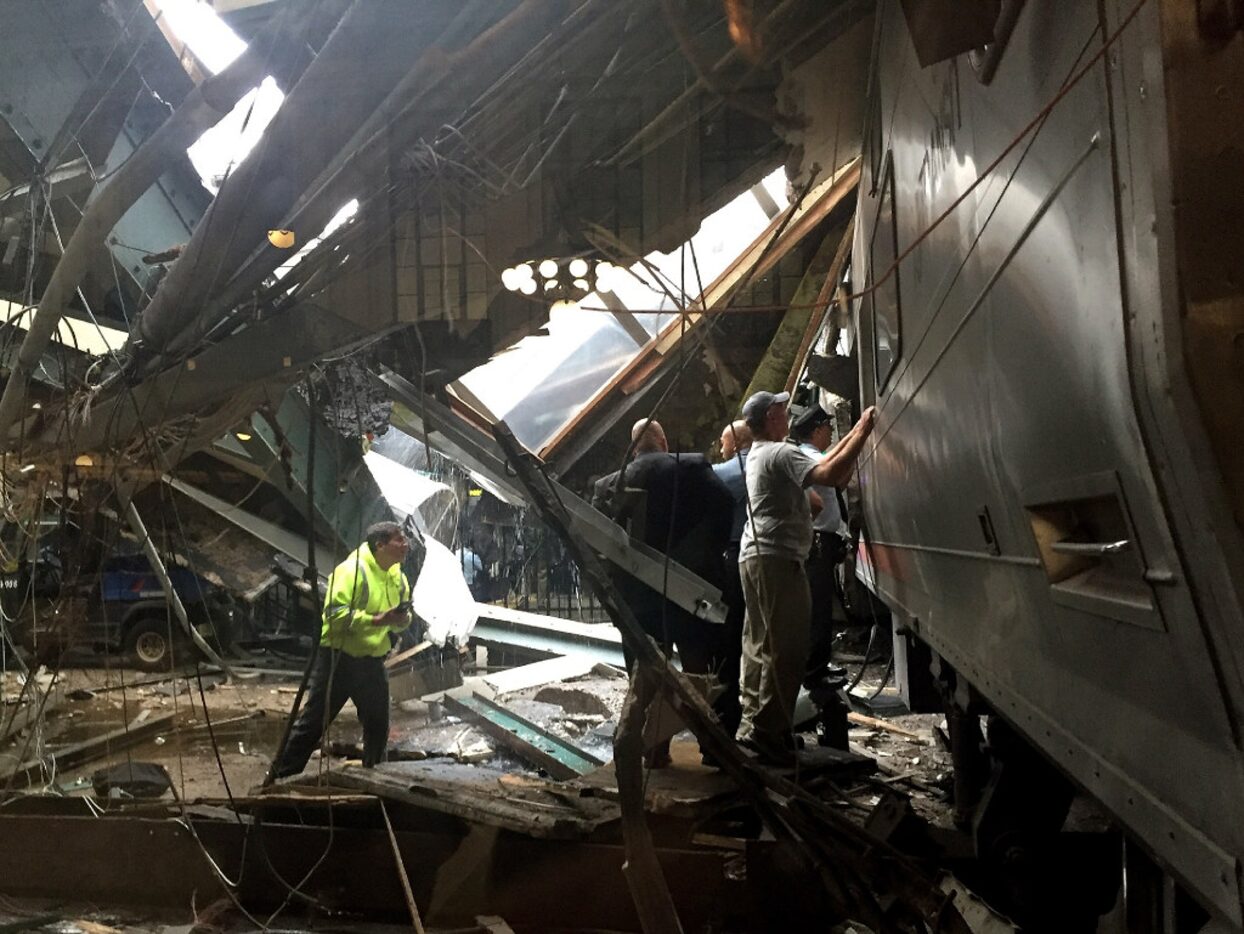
left=1050, top=539, right=1132, bottom=556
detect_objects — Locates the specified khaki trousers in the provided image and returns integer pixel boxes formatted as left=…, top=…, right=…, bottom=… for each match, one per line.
left=738, top=555, right=811, bottom=746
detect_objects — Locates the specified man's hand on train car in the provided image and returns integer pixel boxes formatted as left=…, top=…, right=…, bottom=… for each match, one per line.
left=809, top=407, right=877, bottom=488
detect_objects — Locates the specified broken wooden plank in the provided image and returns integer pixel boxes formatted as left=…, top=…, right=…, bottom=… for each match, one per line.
left=847, top=712, right=926, bottom=742
left=324, top=762, right=619, bottom=839
left=852, top=744, right=943, bottom=795
left=385, top=639, right=434, bottom=670
left=0, top=712, right=175, bottom=789
left=475, top=916, right=517, bottom=934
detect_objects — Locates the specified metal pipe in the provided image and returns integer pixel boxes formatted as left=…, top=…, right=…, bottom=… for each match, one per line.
left=0, top=0, right=353, bottom=447
left=153, top=0, right=561, bottom=368
left=122, top=499, right=233, bottom=677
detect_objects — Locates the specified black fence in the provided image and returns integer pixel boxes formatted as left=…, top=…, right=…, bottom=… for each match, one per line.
left=457, top=506, right=610, bottom=623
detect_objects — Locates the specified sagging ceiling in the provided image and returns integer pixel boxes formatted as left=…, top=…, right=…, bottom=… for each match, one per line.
left=0, top=0, right=872, bottom=481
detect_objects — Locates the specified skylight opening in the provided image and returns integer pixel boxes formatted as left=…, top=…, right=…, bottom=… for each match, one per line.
left=148, top=0, right=286, bottom=192
left=458, top=166, right=790, bottom=447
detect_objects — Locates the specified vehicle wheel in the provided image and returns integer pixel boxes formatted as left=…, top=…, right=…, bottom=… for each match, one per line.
left=125, top=618, right=181, bottom=672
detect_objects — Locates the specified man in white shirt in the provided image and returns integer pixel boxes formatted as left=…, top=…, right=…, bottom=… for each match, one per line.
left=790, top=403, right=850, bottom=689
left=737, top=390, right=876, bottom=763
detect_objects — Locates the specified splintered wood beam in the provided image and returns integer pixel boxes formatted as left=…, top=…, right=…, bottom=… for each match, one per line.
left=615, top=666, right=684, bottom=934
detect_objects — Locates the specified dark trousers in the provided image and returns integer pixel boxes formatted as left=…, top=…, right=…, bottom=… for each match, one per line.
left=712, top=544, right=745, bottom=736
left=804, top=534, right=844, bottom=687
left=618, top=585, right=714, bottom=677
left=274, top=648, right=389, bottom=778
left=617, top=580, right=717, bottom=760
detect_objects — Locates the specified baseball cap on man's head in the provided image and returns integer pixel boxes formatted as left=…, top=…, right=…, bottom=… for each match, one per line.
left=742, top=390, right=790, bottom=429
left=791, top=403, right=832, bottom=437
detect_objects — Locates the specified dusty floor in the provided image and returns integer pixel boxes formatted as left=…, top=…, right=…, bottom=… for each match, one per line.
left=1, top=654, right=955, bottom=821
left=2, top=665, right=306, bottom=797
left=0, top=656, right=975, bottom=934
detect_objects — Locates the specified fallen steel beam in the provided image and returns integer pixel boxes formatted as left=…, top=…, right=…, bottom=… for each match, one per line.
left=123, top=500, right=233, bottom=676
left=443, top=693, right=604, bottom=781
left=472, top=603, right=625, bottom=668
left=491, top=419, right=971, bottom=932
left=379, top=369, right=727, bottom=625
left=164, top=475, right=338, bottom=573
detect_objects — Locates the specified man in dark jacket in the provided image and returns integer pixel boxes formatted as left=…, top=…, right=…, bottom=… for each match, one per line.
left=600, top=418, right=734, bottom=765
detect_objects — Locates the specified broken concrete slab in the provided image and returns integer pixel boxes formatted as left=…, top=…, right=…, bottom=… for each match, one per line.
left=532, top=684, right=613, bottom=718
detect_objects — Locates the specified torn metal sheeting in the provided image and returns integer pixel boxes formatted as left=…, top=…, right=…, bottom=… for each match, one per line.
left=471, top=602, right=625, bottom=669
left=165, top=476, right=338, bottom=574
left=380, top=369, right=727, bottom=624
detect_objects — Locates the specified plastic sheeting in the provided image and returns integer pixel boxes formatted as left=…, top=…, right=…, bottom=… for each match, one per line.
left=413, top=537, right=479, bottom=646
left=363, top=450, right=458, bottom=545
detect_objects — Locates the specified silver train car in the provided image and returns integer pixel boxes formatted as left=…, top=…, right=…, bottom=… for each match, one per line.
left=849, top=1, right=1244, bottom=929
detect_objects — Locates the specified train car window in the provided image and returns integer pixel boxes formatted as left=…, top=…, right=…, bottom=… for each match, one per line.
left=870, top=153, right=901, bottom=393
left=969, top=0, right=1024, bottom=85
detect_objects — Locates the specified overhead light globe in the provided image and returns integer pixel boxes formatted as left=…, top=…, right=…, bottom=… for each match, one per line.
left=514, top=262, right=535, bottom=281
left=543, top=279, right=559, bottom=291
left=568, top=258, right=589, bottom=278
left=268, top=229, right=296, bottom=249
left=538, top=258, right=559, bottom=278
left=595, top=261, right=617, bottom=292
left=572, top=278, right=590, bottom=291
left=519, top=279, right=537, bottom=295
left=550, top=299, right=577, bottom=314
left=500, top=267, right=519, bottom=291
left=74, top=454, right=93, bottom=467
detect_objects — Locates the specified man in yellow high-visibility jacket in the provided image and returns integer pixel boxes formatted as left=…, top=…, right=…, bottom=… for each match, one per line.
left=274, top=521, right=413, bottom=777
